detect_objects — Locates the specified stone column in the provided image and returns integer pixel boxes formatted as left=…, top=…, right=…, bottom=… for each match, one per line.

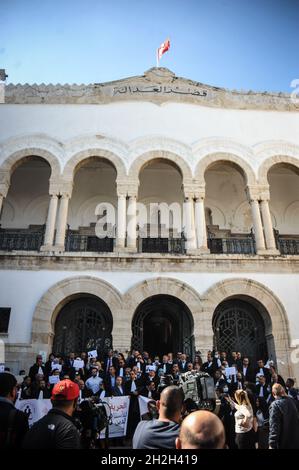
left=116, top=194, right=127, bottom=249
left=184, top=196, right=197, bottom=252
left=247, top=186, right=266, bottom=253
left=260, top=196, right=279, bottom=254
left=40, top=194, right=59, bottom=250
left=0, top=193, right=3, bottom=217
left=0, top=178, right=10, bottom=219
left=127, top=194, right=137, bottom=251
left=55, top=194, right=70, bottom=250
left=194, top=186, right=209, bottom=252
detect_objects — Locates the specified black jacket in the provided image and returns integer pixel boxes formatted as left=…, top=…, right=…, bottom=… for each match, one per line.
left=22, top=408, right=81, bottom=449
left=0, top=400, right=29, bottom=449
left=269, top=396, right=299, bottom=449
left=29, top=364, right=46, bottom=382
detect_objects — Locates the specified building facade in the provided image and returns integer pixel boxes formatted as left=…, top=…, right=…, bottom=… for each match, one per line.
left=0, top=67, right=299, bottom=380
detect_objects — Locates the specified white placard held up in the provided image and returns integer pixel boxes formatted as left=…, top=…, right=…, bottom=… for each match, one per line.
left=73, top=359, right=84, bottom=369
left=88, top=350, right=97, bottom=359
left=49, top=375, right=60, bottom=384
left=225, top=366, right=237, bottom=377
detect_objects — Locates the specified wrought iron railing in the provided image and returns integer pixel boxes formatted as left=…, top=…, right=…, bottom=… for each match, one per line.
left=276, top=238, right=299, bottom=255
left=208, top=237, right=256, bottom=254
left=65, top=233, right=114, bottom=252
left=0, top=230, right=44, bottom=251
left=140, top=236, right=186, bottom=254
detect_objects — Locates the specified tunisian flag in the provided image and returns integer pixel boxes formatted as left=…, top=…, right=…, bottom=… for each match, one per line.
left=157, top=38, right=170, bottom=62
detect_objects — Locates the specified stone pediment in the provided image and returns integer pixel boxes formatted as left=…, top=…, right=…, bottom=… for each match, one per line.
left=4, top=67, right=299, bottom=111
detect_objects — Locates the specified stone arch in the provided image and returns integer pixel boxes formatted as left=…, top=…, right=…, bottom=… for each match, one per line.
left=31, top=276, right=122, bottom=358
left=258, top=155, right=299, bottom=185
left=202, top=278, right=292, bottom=376
left=128, top=150, right=193, bottom=184
left=62, top=149, right=127, bottom=180
left=195, top=152, right=257, bottom=186
left=124, top=277, right=200, bottom=323
left=0, top=148, right=61, bottom=183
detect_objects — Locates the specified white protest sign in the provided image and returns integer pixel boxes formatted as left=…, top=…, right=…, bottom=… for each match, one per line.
left=15, top=399, right=52, bottom=427
left=51, top=363, right=62, bottom=371
left=225, top=366, right=237, bottom=377
left=49, top=375, right=60, bottom=384
left=73, top=359, right=84, bottom=369
left=0, top=363, right=5, bottom=373
left=138, top=395, right=153, bottom=417
left=100, top=396, right=130, bottom=439
left=88, top=350, right=97, bottom=359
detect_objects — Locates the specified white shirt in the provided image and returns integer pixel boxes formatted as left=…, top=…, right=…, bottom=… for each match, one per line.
left=131, top=380, right=137, bottom=392
left=38, top=366, right=43, bottom=375
left=86, top=376, right=103, bottom=394
left=119, top=367, right=124, bottom=377
left=234, top=404, right=253, bottom=433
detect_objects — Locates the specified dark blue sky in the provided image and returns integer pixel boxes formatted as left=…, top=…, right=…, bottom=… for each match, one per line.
left=0, top=0, right=298, bottom=91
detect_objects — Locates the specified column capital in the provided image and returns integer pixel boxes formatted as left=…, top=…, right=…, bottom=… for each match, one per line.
left=246, top=184, right=270, bottom=202
left=246, top=185, right=260, bottom=202
left=194, top=185, right=206, bottom=200
left=259, top=184, right=271, bottom=202
left=0, top=171, right=10, bottom=197
left=0, top=182, right=9, bottom=198
left=58, top=180, right=73, bottom=198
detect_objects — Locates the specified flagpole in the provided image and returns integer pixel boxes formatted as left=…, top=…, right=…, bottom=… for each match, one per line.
left=156, top=49, right=159, bottom=68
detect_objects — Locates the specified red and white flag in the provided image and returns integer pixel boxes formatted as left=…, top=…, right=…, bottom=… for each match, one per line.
left=157, top=38, right=170, bottom=65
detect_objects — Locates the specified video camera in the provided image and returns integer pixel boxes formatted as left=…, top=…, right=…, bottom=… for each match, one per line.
left=77, top=396, right=111, bottom=448
left=158, top=371, right=220, bottom=413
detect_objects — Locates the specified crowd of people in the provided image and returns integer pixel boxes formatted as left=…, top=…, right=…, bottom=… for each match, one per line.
left=0, top=347, right=299, bottom=449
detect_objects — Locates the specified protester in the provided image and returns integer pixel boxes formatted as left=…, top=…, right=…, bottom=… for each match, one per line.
left=176, top=410, right=226, bottom=449
left=133, top=385, right=184, bottom=449
left=22, top=379, right=81, bottom=449
left=268, top=383, right=299, bottom=449
left=226, top=389, right=255, bottom=449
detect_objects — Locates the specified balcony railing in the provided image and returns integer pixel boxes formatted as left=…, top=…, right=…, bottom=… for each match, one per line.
left=65, top=233, right=114, bottom=252
left=276, top=238, right=299, bottom=255
left=208, top=236, right=256, bottom=254
left=0, top=229, right=44, bottom=251
left=139, top=236, right=186, bottom=254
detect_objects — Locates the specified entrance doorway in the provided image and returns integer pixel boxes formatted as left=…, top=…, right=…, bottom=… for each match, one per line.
left=131, top=294, right=194, bottom=358
left=53, top=295, right=113, bottom=356
left=213, top=298, right=269, bottom=362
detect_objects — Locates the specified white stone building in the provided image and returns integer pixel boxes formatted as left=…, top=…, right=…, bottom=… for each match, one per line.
left=0, top=67, right=299, bottom=381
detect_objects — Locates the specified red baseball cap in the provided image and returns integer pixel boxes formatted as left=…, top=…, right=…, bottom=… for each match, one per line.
left=51, top=379, right=79, bottom=401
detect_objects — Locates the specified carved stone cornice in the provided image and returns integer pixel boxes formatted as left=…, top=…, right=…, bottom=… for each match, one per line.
left=5, top=67, right=299, bottom=112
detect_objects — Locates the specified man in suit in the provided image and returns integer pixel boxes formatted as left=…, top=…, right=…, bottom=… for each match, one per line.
left=178, top=354, right=188, bottom=373
left=229, top=372, right=245, bottom=395
left=238, top=357, right=254, bottom=383
left=117, top=358, right=126, bottom=379
left=77, top=379, right=91, bottom=401
left=160, top=355, right=172, bottom=375
left=29, top=355, right=46, bottom=383
left=256, top=374, right=270, bottom=400
left=104, top=366, right=118, bottom=396
left=142, top=381, right=160, bottom=401
left=255, top=359, right=271, bottom=384
left=103, top=350, right=119, bottom=375
left=112, top=376, right=126, bottom=396
left=201, top=352, right=218, bottom=377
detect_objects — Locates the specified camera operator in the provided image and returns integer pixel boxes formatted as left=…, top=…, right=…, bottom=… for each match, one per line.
left=133, top=385, right=184, bottom=449
left=22, top=379, right=81, bottom=449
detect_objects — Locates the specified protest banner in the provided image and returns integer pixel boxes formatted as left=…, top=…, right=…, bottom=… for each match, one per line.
left=15, top=399, right=52, bottom=427
left=100, top=396, right=130, bottom=439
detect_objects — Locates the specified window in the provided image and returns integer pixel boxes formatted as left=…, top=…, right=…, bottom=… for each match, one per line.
left=0, top=308, right=11, bottom=333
